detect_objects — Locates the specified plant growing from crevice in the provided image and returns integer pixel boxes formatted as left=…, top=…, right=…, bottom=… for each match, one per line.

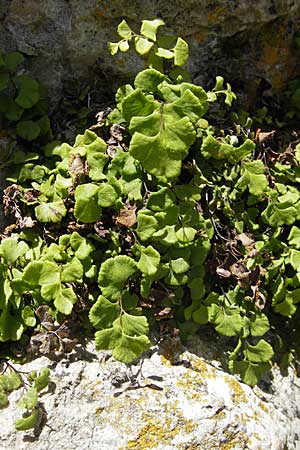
left=1, top=19, right=300, bottom=392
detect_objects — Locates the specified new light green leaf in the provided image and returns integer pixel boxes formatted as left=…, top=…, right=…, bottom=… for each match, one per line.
left=14, top=75, right=40, bottom=108
left=35, top=200, right=66, bottom=223
left=117, top=20, right=132, bottom=39
left=98, top=255, right=137, bottom=300
left=140, top=19, right=164, bottom=41
left=173, top=37, right=189, bottom=66
left=135, top=37, right=154, bottom=55
left=89, top=295, right=120, bottom=330
left=137, top=245, right=160, bottom=276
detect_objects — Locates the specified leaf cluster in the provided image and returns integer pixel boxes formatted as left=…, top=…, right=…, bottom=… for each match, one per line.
left=0, top=360, right=50, bottom=431
left=1, top=20, right=300, bottom=388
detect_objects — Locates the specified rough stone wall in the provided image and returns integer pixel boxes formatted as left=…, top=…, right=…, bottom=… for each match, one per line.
left=1, top=0, right=300, bottom=105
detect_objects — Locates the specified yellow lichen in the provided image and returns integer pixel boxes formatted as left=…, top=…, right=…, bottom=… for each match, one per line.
left=225, top=376, right=248, bottom=405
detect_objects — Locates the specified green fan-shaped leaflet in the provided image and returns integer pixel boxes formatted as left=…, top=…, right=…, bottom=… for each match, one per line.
left=98, top=255, right=137, bottom=300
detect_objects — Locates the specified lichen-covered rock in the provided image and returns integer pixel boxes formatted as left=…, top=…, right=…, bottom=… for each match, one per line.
left=1, top=0, right=300, bottom=106
left=1, top=337, right=299, bottom=450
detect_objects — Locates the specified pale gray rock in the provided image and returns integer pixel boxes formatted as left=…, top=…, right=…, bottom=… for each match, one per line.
left=0, top=337, right=300, bottom=450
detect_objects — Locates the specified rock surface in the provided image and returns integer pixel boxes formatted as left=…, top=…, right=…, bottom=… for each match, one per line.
left=1, top=0, right=300, bottom=106
left=1, top=336, right=300, bottom=450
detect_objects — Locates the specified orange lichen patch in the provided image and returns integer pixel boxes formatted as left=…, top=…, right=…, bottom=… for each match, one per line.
left=194, top=30, right=209, bottom=44
left=94, top=9, right=105, bottom=18
left=257, top=21, right=296, bottom=90
left=122, top=402, right=196, bottom=450
left=225, top=376, right=248, bottom=405
left=207, top=5, right=226, bottom=25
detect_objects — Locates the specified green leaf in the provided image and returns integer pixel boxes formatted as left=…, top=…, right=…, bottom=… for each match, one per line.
left=18, top=387, right=38, bottom=410
left=98, top=256, right=137, bottom=300
left=0, top=72, right=9, bottom=90
left=135, top=37, right=154, bottom=55
left=173, top=37, right=189, bottom=66
left=156, top=48, right=174, bottom=59
left=0, top=308, right=25, bottom=341
left=108, top=42, right=119, bottom=56
left=16, top=120, right=41, bottom=141
left=262, top=202, right=299, bottom=227
left=213, top=76, right=224, bottom=91
left=0, top=391, right=8, bottom=408
left=134, top=68, right=166, bottom=92
left=0, top=94, right=23, bottom=120
left=70, top=232, right=94, bottom=260
left=121, top=88, right=157, bottom=122
left=34, top=368, right=50, bottom=392
left=89, top=295, right=120, bottom=330
left=117, top=20, right=132, bottom=39
left=97, top=183, right=118, bottom=207
left=176, top=226, right=197, bottom=243
left=15, top=409, right=39, bottom=431
left=136, top=211, right=158, bottom=241
left=192, top=305, right=209, bottom=324
left=129, top=113, right=196, bottom=182
left=244, top=340, right=274, bottom=363
left=245, top=313, right=270, bottom=337
left=236, top=160, right=269, bottom=196
left=54, top=287, right=77, bottom=315
left=35, top=200, right=66, bottom=223
left=14, top=75, right=40, bottom=108
left=147, top=188, right=176, bottom=211
left=140, top=19, right=164, bottom=41
left=61, top=257, right=83, bottom=283
left=4, top=52, right=24, bottom=71
left=74, top=183, right=101, bottom=223
left=0, top=238, right=29, bottom=265
left=95, top=312, right=150, bottom=363
left=21, top=306, right=36, bottom=327
left=288, top=226, right=300, bottom=248
left=22, top=261, right=60, bottom=286
left=170, top=258, right=190, bottom=274
left=137, top=245, right=160, bottom=276
left=229, top=359, right=271, bottom=386
left=209, top=304, right=243, bottom=336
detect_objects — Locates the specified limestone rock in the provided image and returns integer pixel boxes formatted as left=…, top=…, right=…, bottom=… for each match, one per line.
left=1, top=0, right=300, bottom=106
left=0, top=337, right=299, bottom=450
